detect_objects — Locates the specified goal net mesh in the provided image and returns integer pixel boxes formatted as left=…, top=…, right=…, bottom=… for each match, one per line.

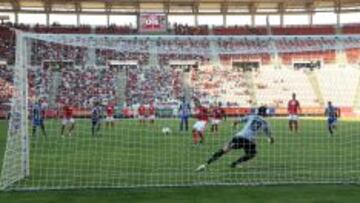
left=1, top=32, right=360, bottom=190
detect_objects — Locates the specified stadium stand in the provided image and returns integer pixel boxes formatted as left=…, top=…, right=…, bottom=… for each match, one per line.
left=254, top=68, right=319, bottom=107
left=316, top=67, right=360, bottom=107
left=342, top=23, right=360, bottom=34
left=1, top=23, right=360, bottom=109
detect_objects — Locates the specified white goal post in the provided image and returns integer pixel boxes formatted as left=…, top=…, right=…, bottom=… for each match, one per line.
left=0, top=31, right=29, bottom=189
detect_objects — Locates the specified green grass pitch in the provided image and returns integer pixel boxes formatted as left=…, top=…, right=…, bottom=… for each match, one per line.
left=0, top=118, right=360, bottom=202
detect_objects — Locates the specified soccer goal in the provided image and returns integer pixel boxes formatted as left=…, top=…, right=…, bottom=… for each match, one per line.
left=1, top=31, right=360, bottom=190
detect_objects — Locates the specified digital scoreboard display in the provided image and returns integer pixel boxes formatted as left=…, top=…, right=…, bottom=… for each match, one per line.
left=139, top=13, right=167, bottom=33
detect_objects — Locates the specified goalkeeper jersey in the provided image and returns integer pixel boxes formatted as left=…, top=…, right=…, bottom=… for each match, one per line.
left=234, top=115, right=272, bottom=142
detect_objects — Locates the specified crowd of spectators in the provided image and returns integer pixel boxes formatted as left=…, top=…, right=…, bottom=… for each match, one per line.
left=0, top=22, right=360, bottom=111
left=0, top=26, right=15, bottom=65
left=125, top=66, right=183, bottom=105
left=191, top=68, right=252, bottom=106
left=213, top=25, right=267, bottom=35
left=271, top=25, right=335, bottom=35
left=96, top=50, right=149, bottom=66
left=32, top=24, right=91, bottom=34
left=1, top=23, right=360, bottom=69
left=95, top=25, right=137, bottom=35
left=31, top=40, right=87, bottom=66
left=173, top=23, right=209, bottom=35
left=55, top=66, right=117, bottom=107
left=26, top=65, right=117, bottom=108
left=0, top=65, right=13, bottom=107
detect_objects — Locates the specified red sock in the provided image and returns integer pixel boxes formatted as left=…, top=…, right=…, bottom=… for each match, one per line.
left=199, top=132, right=205, bottom=144
left=192, top=130, right=198, bottom=144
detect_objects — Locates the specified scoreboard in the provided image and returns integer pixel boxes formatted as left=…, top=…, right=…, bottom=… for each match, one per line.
left=139, top=13, right=167, bottom=33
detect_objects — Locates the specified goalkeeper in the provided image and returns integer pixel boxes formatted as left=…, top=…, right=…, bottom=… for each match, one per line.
left=196, top=110, right=274, bottom=171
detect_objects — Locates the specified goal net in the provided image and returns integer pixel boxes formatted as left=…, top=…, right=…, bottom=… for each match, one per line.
left=1, top=31, right=360, bottom=190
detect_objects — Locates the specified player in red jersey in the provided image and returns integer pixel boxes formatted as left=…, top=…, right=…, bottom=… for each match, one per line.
left=147, top=103, right=156, bottom=124
left=105, top=103, right=115, bottom=128
left=122, top=105, right=132, bottom=118
left=288, top=93, right=301, bottom=133
left=138, top=104, right=146, bottom=124
left=192, top=99, right=208, bottom=145
left=211, top=102, right=225, bottom=133
left=60, top=102, right=75, bottom=137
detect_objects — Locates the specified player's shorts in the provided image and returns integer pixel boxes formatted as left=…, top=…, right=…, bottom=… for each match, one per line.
left=211, top=119, right=221, bottom=125
left=138, top=115, right=145, bottom=120
left=328, top=118, right=337, bottom=126
left=288, top=114, right=299, bottom=121
left=180, top=115, right=189, bottom=120
left=229, top=137, right=256, bottom=155
left=193, top=121, right=207, bottom=132
left=92, top=119, right=101, bottom=126
left=106, top=116, right=114, bottom=122
left=62, top=118, right=75, bottom=125
left=33, top=119, right=44, bottom=127
left=147, top=115, right=155, bottom=120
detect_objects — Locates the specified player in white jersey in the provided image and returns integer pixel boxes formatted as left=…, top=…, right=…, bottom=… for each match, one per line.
left=196, top=111, right=274, bottom=171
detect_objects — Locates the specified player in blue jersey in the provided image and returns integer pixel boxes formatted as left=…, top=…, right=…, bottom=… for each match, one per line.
left=179, top=97, right=191, bottom=132
left=31, top=100, right=47, bottom=137
left=91, top=101, right=102, bottom=137
left=196, top=110, right=274, bottom=171
left=325, top=101, right=338, bottom=135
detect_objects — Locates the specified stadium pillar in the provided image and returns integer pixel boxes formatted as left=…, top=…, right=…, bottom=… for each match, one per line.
left=165, top=13, right=169, bottom=30
left=306, top=2, right=314, bottom=26
left=44, top=1, right=51, bottom=26
left=77, top=14, right=80, bottom=26
left=105, top=3, right=111, bottom=27
left=136, top=13, right=140, bottom=31
left=14, top=12, right=18, bottom=24
left=249, top=3, right=256, bottom=27
left=251, top=14, right=255, bottom=27
left=107, top=15, right=110, bottom=26
left=278, top=3, right=284, bottom=27
left=75, top=2, right=81, bottom=26
left=308, top=13, right=313, bottom=26
left=335, top=1, right=341, bottom=27
left=46, top=13, right=50, bottom=26
left=164, top=3, right=170, bottom=29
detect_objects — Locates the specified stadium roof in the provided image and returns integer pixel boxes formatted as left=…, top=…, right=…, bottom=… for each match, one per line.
left=1, top=0, right=360, bottom=15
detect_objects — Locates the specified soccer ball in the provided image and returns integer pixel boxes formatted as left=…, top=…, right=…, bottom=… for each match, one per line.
left=161, top=127, right=171, bottom=135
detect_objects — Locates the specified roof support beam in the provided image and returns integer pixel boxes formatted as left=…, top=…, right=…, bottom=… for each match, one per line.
left=9, top=0, right=20, bottom=11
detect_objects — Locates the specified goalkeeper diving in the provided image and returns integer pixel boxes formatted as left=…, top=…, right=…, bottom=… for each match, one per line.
left=196, top=109, right=274, bottom=171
